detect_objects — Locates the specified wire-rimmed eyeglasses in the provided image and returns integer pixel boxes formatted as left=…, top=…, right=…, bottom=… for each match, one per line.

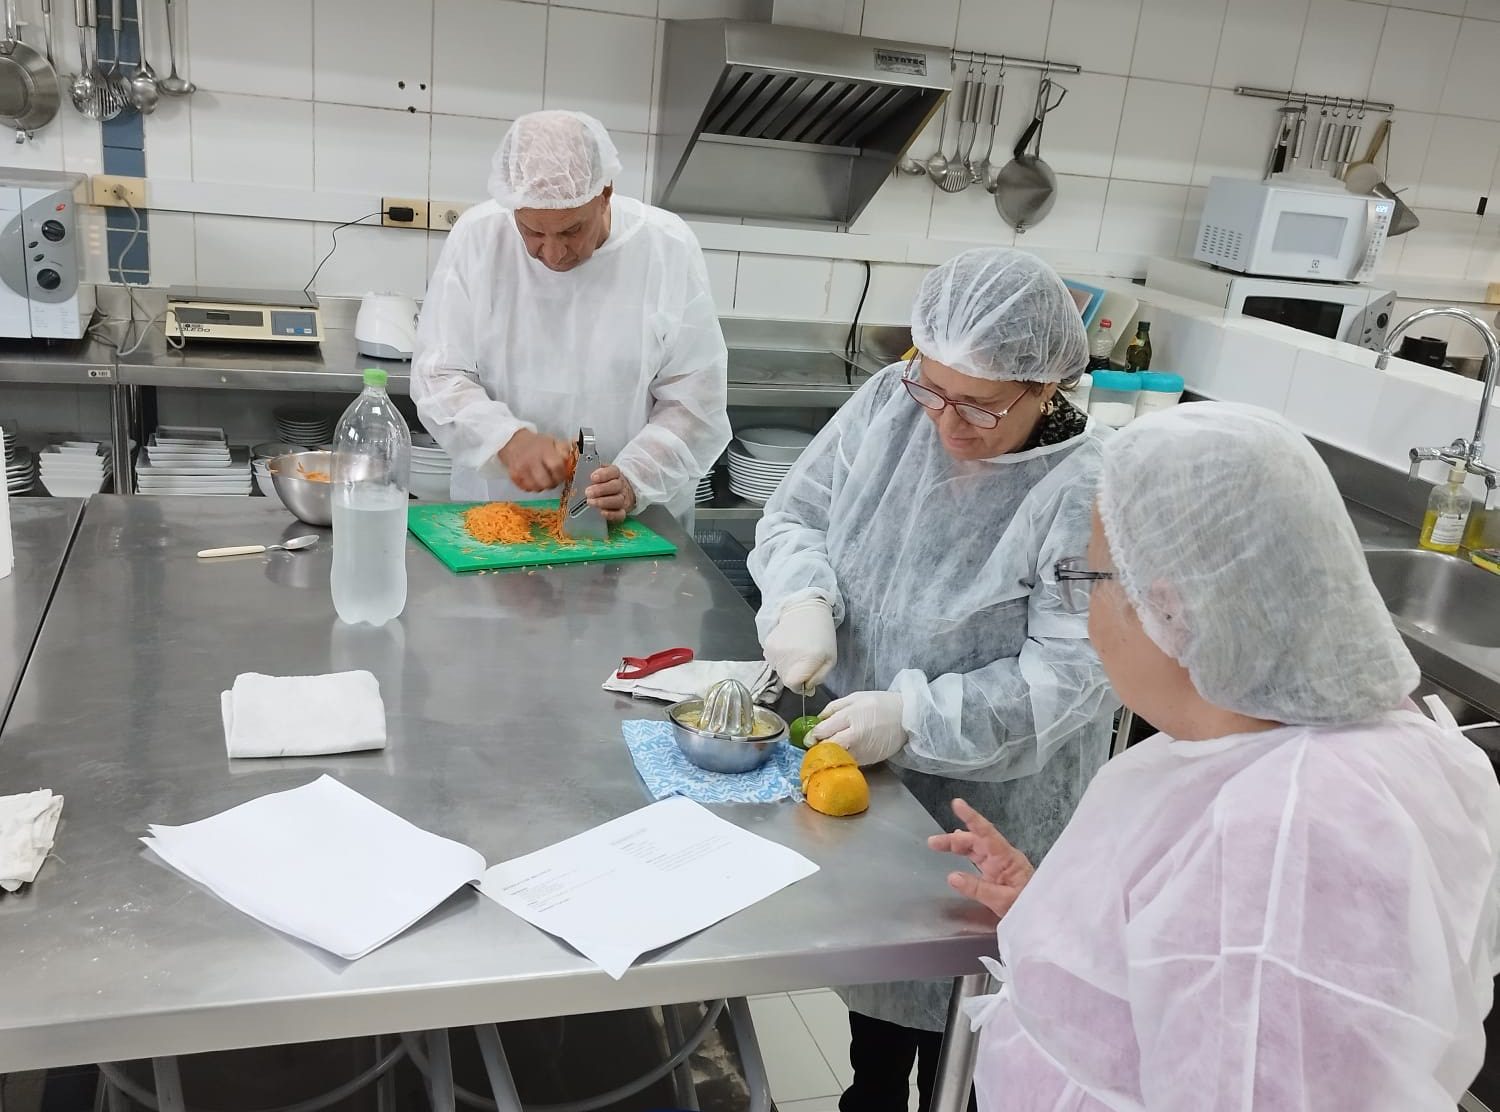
left=901, top=356, right=1031, bottom=430
left=1054, top=556, right=1116, bottom=613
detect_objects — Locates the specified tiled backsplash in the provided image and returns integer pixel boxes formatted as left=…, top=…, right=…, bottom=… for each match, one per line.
left=8, top=0, right=1500, bottom=329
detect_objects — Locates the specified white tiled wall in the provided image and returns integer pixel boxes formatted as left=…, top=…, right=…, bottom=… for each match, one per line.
left=10, top=0, right=1500, bottom=323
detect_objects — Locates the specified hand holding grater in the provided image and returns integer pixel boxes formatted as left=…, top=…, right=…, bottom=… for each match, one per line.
left=560, top=427, right=610, bottom=541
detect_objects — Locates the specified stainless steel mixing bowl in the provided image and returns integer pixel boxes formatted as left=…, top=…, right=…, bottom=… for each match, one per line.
left=666, top=698, right=788, bottom=774
left=268, top=451, right=334, bottom=527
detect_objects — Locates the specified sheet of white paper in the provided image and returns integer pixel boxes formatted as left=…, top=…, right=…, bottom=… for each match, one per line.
left=479, top=796, right=818, bottom=978
left=144, top=775, right=485, bottom=960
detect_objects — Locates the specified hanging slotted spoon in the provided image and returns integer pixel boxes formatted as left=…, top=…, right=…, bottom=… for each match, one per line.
left=67, top=0, right=104, bottom=119
left=975, top=69, right=1004, bottom=188
left=938, top=72, right=976, bottom=193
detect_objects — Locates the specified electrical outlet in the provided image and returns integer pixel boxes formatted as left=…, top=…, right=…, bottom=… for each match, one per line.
left=428, top=201, right=472, bottom=231
left=381, top=197, right=428, bottom=229
left=90, top=175, right=147, bottom=209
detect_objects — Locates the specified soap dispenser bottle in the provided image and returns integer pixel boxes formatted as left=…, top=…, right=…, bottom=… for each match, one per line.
left=1419, top=466, right=1474, bottom=555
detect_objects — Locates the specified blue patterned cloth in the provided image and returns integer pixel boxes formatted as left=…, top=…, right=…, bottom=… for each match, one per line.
left=621, top=720, right=803, bottom=804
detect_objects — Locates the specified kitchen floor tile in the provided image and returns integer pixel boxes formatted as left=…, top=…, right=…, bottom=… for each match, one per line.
left=792, top=989, right=854, bottom=1089
left=746, top=994, right=843, bottom=1103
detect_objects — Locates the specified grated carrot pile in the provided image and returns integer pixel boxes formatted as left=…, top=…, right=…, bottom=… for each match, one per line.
left=462, top=501, right=581, bottom=546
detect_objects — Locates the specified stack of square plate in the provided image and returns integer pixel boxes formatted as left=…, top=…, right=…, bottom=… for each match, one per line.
left=410, top=432, right=452, bottom=500
left=38, top=442, right=112, bottom=497
left=136, top=427, right=251, bottom=496
left=274, top=409, right=335, bottom=447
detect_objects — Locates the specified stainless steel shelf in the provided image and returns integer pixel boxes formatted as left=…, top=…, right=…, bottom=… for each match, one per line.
left=0, top=334, right=122, bottom=385
left=697, top=500, right=765, bottom=522
left=116, top=327, right=411, bottom=395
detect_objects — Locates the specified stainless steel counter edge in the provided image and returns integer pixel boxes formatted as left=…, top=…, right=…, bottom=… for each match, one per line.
left=0, top=932, right=995, bottom=1074
left=1346, top=501, right=1500, bottom=717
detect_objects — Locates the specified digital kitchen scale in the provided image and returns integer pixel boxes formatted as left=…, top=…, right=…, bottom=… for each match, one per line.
left=165, top=286, right=323, bottom=344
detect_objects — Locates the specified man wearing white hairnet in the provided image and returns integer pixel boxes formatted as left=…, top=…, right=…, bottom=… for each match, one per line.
left=932, top=403, right=1500, bottom=1110
left=749, top=247, right=1118, bottom=1111
left=413, top=110, right=730, bottom=520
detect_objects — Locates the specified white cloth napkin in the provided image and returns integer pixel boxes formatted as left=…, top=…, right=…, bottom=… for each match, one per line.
left=0, top=789, right=63, bottom=892
left=222, top=670, right=387, bottom=759
left=602, top=659, right=782, bottom=705
left=143, top=775, right=485, bottom=960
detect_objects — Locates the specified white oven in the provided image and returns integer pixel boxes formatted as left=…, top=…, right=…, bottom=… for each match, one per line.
left=1195, top=176, right=1394, bottom=282
left=1146, top=257, right=1397, bottom=351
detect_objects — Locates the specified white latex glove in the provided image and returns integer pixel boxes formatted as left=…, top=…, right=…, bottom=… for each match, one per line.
left=762, top=598, right=837, bottom=693
left=811, top=691, right=907, bottom=766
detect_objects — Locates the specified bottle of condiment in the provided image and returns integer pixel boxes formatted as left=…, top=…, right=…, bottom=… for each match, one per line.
left=1419, top=466, right=1474, bottom=556
left=1125, top=321, right=1152, bottom=370
left=1087, top=319, right=1115, bottom=371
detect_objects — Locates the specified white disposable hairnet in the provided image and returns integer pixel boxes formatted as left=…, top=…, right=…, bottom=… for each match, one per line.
left=910, top=247, right=1088, bottom=382
left=1098, top=402, right=1417, bottom=725
left=488, top=110, right=623, bottom=210
left=748, top=366, right=1117, bottom=1031
left=971, top=709, right=1500, bottom=1110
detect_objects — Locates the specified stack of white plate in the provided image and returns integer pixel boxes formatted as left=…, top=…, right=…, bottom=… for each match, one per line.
left=410, top=432, right=452, bottom=500
left=136, top=427, right=251, bottom=496
left=695, top=472, right=715, bottom=506
left=274, top=409, right=335, bottom=447
left=38, top=442, right=111, bottom=497
left=727, top=426, right=812, bottom=506
left=6, top=446, right=34, bottom=494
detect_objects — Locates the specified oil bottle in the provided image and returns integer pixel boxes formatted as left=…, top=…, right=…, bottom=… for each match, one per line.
left=1419, top=466, right=1474, bottom=556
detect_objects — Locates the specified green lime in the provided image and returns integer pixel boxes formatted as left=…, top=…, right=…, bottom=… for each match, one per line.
left=790, top=715, right=820, bottom=750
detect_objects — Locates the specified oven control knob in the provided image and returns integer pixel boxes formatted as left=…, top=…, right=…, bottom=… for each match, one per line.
left=1376, top=312, right=1389, bottom=328
left=40, top=219, right=65, bottom=242
left=35, top=268, right=60, bottom=290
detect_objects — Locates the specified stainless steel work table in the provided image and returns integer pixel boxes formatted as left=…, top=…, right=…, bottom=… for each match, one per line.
left=0, top=496, right=995, bottom=1093
left=0, top=498, right=84, bottom=730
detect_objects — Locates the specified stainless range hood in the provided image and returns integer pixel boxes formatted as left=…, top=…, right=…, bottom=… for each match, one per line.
left=654, top=20, right=950, bottom=225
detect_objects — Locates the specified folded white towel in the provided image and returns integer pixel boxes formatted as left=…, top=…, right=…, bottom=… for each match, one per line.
left=602, top=659, right=782, bottom=706
left=222, top=671, right=387, bottom=759
left=0, top=789, right=63, bottom=892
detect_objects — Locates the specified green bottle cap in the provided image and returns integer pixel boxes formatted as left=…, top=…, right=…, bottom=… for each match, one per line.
left=1137, top=321, right=1151, bottom=333
left=363, top=368, right=388, bottom=388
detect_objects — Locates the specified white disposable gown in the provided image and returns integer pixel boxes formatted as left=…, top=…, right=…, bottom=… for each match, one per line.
left=748, top=366, right=1119, bottom=1031
left=412, top=195, right=730, bottom=517
left=970, top=709, right=1500, bottom=1111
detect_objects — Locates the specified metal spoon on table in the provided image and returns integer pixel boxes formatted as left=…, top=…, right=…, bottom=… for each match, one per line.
left=197, top=535, right=320, bottom=559
left=157, top=0, right=191, bottom=95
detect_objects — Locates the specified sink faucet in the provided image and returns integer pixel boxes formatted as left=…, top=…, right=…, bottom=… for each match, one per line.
left=1376, top=306, right=1500, bottom=509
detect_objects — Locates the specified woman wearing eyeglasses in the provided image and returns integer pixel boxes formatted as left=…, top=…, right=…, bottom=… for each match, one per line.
left=931, top=403, right=1500, bottom=1110
left=747, top=247, right=1118, bottom=1112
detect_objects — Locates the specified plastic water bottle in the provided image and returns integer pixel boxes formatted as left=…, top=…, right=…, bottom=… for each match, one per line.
left=331, top=368, right=410, bottom=625
left=1087, top=319, right=1115, bottom=371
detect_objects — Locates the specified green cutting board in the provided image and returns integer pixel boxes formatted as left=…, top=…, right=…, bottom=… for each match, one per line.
left=407, top=500, right=677, bottom=573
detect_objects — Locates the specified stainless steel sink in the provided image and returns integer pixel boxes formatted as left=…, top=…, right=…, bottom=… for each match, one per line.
left=1365, top=549, right=1500, bottom=648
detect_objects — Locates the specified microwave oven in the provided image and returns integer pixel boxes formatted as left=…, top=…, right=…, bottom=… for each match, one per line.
left=1145, top=257, right=1397, bottom=351
left=0, top=170, right=94, bottom=340
left=1195, top=176, right=1394, bottom=282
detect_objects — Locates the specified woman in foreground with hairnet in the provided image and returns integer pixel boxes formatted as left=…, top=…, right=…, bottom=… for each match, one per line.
left=933, top=402, right=1500, bottom=1110
left=748, top=247, right=1119, bottom=1111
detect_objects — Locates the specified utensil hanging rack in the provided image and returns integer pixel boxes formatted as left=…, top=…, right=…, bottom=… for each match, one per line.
left=950, top=49, right=1081, bottom=76
left=1234, top=85, right=1393, bottom=116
